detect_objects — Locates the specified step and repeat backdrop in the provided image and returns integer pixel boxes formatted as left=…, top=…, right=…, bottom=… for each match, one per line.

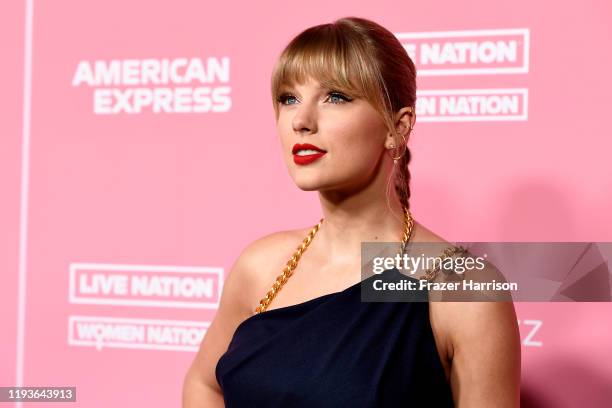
left=2, top=0, right=611, bottom=407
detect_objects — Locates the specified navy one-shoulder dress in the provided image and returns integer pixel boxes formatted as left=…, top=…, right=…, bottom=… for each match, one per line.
left=215, top=268, right=455, bottom=407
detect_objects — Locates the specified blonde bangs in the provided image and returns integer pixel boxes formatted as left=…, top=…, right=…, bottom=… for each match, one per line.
left=270, top=24, right=392, bottom=123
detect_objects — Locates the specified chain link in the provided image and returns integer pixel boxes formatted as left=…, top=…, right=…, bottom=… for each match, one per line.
left=253, top=207, right=461, bottom=314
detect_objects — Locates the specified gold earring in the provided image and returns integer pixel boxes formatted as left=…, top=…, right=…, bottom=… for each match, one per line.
left=408, top=106, right=415, bottom=131
left=390, top=151, right=404, bottom=163
left=388, top=106, right=414, bottom=163
left=388, top=133, right=407, bottom=162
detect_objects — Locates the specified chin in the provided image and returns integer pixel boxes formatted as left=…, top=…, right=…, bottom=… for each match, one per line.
left=293, top=181, right=322, bottom=192
left=290, top=175, right=326, bottom=191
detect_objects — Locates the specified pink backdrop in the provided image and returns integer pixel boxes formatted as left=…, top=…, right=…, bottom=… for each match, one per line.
left=2, top=0, right=611, bottom=407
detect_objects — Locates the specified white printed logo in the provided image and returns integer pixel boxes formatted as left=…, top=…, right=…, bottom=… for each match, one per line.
left=69, top=262, right=223, bottom=309
left=71, top=57, right=231, bottom=114
left=416, top=88, right=528, bottom=121
left=396, top=28, right=530, bottom=76
left=396, top=28, right=530, bottom=123
left=68, top=316, right=210, bottom=352
left=519, top=319, right=543, bottom=347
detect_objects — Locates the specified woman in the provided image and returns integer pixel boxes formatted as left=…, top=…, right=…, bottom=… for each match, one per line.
left=183, top=16, right=521, bottom=407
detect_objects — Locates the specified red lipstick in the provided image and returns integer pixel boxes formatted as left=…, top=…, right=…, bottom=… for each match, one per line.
left=292, top=143, right=327, bottom=165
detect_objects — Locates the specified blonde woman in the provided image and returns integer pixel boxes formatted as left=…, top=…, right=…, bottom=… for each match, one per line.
left=183, top=16, right=521, bottom=407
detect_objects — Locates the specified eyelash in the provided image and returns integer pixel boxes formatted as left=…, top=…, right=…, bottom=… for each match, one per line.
left=276, top=91, right=353, bottom=105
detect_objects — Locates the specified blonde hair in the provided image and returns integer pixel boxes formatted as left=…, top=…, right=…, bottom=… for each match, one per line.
left=270, top=16, right=417, bottom=212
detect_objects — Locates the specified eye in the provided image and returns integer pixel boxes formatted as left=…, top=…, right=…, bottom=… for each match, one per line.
left=276, top=93, right=298, bottom=105
left=276, top=91, right=354, bottom=106
left=326, top=91, right=353, bottom=104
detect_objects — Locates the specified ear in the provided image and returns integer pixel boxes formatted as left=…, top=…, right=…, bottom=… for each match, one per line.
left=395, top=106, right=416, bottom=138
left=385, top=106, right=416, bottom=149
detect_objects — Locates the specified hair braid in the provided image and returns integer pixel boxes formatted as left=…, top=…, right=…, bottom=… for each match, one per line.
left=393, top=143, right=412, bottom=212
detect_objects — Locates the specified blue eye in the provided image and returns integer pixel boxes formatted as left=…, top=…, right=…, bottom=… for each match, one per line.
left=327, top=92, right=353, bottom=104
left=276, top=93, right=298, bottom=105
left=276, top=91, right=353, bottom=106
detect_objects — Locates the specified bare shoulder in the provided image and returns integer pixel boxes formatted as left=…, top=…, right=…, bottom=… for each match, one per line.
left=410, top=221, right=460, bottom=364
left=413, top=221, right=521, bottom=406
left=233, top=227, right=311, bottom=309
left=440, top=300, right=521, bottom=406
left=209, top=227, right=308, bottom=332
left=183, top=228, right=307, bottom=396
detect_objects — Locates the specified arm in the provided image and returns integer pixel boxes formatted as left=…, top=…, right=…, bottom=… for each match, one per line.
left=182, top=244, right=260, bottom=407
left=444, top=300, right=522, bottom=407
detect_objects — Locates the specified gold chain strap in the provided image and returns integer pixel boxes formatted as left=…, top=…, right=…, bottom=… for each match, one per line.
left=254, top=217, right=325, bottom=314
left=255, top=208, right=412, bottom=314
left=253, top=208, right=462, bottom=314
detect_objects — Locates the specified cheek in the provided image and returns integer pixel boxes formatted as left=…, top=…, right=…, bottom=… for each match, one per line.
left=327, top=117, right=384, bottom=161
left=276, top=119, right=293, bottom=150
left=324, top=136, right=382, bottom=182
left=346, top=146, right=381, bottom=175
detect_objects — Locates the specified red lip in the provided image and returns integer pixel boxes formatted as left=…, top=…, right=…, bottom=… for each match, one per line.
left=292, top=143, right=326, bottom=154
left=292, top=143, right=327, bottom=165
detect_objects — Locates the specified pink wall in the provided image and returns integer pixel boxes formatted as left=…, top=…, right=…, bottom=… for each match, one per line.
left=1, top=0, right=611, bottom=406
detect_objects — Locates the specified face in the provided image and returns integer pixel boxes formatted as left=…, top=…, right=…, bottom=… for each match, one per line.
left=275, top=76, right=389, bottom=194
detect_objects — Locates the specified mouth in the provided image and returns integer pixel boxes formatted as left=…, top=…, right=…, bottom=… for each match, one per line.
left=292, top=143, right=327, bottom=165
left=292, top=143, right=327, bottom=155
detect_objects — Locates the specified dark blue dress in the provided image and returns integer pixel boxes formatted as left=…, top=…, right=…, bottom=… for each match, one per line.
left=215, top=268, right=455, bottom=407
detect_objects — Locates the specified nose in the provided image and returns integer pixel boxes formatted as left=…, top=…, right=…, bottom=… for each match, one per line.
left=291, top=101, right=318, bottom=135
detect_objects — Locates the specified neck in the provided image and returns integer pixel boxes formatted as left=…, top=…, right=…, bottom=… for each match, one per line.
left=315, top=164, right=408, bottom=259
